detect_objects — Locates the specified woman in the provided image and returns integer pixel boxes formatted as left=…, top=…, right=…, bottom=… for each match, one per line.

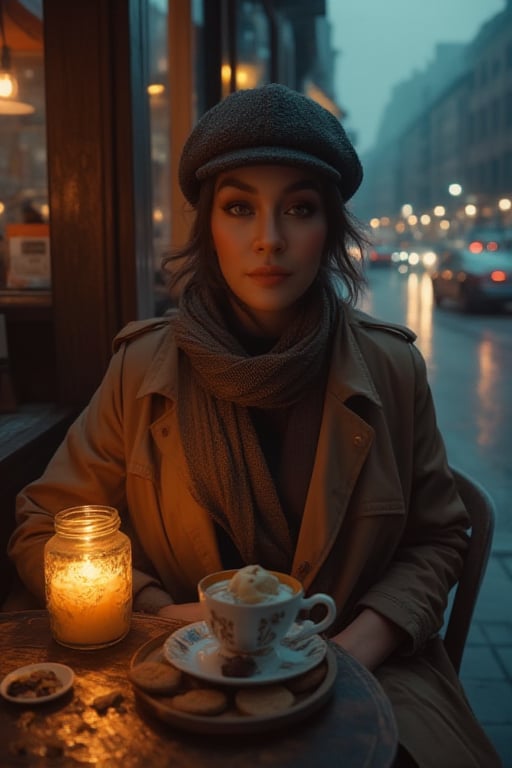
left=8, top=84, right=500, bottom=767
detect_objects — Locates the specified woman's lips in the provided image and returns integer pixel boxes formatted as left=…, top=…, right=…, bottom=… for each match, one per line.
left=247, top=267, right=291, bottom=286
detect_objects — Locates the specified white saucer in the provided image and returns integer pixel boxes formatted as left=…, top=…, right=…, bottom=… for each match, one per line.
left=162, top=621, right=327, bottom=686
left=0, top=662, right=74, bottom=704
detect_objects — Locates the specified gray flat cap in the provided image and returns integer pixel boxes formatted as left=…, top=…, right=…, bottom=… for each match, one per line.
left=179, top=83, right=363, bottom=205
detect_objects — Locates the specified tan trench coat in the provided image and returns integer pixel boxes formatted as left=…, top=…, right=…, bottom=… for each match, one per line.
left=9, top=305, right=501, bottom=767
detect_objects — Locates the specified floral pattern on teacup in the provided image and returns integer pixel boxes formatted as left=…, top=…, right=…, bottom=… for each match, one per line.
left=257, top=611, right=286, bottom=647
left=209, top=610, right=235, bottom=647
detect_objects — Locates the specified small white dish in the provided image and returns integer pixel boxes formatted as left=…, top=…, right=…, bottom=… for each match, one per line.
left=0, top=662, right=74, bottom=704
left=163, top=621, right=327, bottom=686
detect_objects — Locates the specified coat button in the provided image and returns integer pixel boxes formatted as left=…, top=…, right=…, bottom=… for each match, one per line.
left=296, top=561, right=312, bottom=580
left=353, top=433, right=364, bottom=447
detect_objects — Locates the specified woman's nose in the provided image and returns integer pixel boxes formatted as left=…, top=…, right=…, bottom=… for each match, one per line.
left=253, top=214, right=285, bottom=255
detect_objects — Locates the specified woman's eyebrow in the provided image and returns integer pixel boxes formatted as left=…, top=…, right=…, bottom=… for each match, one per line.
left=215, top=176, right=321, bottom=194
left=215, top=177, right=255, bottom=194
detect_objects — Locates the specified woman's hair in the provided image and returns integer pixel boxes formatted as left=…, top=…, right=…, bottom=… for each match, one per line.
left=162, top=174, right=369, bottom=306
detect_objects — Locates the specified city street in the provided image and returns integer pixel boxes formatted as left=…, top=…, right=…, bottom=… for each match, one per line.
left=358, top=266, right=512, bottom=548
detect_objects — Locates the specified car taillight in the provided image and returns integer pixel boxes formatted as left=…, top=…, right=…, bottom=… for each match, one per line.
left=490, top=270, right=507, bottom=282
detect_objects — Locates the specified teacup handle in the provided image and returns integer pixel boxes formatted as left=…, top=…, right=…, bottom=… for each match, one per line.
left=296, top=593, right=336, bottom=638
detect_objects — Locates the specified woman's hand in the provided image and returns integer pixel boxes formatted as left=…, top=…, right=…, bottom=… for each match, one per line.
left=157, top=602, right=205, bottom=623
left=330, top=608, right=407, bottom=672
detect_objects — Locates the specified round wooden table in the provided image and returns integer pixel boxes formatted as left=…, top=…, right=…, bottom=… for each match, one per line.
left=0, top=611, right=398, bottom=768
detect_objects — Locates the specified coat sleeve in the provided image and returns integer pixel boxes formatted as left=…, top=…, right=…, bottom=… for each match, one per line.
left=7, top=343, right=174, bottom=613
left=357, top=343, right=470, bottom=654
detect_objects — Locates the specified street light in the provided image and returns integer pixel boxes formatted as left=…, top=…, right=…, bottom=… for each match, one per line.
left=448, top=183, right=462, bottom=197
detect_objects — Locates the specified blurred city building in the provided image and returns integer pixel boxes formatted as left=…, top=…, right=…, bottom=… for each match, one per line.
left=353, top=0, right=512, bottom=248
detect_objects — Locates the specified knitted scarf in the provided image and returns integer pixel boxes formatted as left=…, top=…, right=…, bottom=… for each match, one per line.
left=171, top=282, right=338, bottom=572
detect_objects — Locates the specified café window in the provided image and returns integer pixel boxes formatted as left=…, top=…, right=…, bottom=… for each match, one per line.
left=223, top=1, right=271, bottom=95
left=148, top=0, right=171, bottom=315
left=0, top=0, right=47, bottom=294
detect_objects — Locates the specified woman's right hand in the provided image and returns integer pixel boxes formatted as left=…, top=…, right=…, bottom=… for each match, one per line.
left=157, top=601, right=205, bottom=623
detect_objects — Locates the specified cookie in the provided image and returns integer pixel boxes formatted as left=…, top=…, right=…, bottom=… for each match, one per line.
left=235, top=684, right=295, bottom=716
left=171, top=688, right=228, bottom=716
left=285, top=662, right=327, bottom=694
left=128, top=661, right=182, bottom=694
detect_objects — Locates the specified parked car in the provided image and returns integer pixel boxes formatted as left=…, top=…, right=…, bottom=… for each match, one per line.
left=430, top=247, right=512, bottom=312
left=465, top=226, right=512, bottom=252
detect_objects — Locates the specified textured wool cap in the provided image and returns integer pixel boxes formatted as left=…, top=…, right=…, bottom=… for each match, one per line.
left=179, top=83, right=363, bottom=205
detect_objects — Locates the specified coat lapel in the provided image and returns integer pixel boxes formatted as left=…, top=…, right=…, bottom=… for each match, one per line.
left=293, top=392, right=374, bottom=590
left=292, top=315, right=382, bottom=591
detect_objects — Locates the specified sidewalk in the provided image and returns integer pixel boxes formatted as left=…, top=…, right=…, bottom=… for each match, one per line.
left=458, top=540, right=512, bottom=767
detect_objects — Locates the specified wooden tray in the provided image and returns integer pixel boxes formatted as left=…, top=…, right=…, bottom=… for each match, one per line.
left=130, top=632, right=337, bottom=735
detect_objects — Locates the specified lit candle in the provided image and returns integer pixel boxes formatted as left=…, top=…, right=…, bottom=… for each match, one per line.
left=45, top=506, right=132, bottom=649
left=47, top=558, right=131, bottom=647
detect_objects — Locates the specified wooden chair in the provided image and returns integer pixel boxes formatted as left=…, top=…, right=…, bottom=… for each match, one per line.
left=442, top=466, right=496, bottom=674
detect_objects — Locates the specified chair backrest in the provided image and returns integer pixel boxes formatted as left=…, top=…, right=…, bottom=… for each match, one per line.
left=443, top=466, right=496, bottom=673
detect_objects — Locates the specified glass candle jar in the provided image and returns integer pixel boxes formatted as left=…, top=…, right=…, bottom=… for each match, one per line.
left=44, top=506, right=132, bottom=649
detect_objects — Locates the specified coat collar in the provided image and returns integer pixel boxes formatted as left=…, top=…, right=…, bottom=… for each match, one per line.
left=328, top=306, right=383, bottom=408
left=137, top=321, right=179, bottom=401
left=133, top=304, right=384, bottom=410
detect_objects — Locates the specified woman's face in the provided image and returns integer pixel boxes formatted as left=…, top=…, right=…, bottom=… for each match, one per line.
left=210, top=164, right=328, bottom=337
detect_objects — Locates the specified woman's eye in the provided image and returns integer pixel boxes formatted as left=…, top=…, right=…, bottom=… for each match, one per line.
left=223, top=202, right=252, bottom=216
left=286, top=203, right=316, bottom=217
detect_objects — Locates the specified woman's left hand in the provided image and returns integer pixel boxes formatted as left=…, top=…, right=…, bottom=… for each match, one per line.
left=330, top=608, right=407, bottom=671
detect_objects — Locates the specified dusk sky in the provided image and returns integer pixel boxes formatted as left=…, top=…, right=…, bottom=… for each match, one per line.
left=326, top=0, right=505, bottom=153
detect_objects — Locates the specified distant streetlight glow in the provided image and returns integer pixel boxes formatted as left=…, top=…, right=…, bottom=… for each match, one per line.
left=147, top=83, right=165, bottom=96
left=448, top=183, right=462, bottom=196
left=433, top=205, right=445, bottom=217
left=440, top=220, right=450, bottom=230
left=370, top=218, right=380, bottom=228
left=465, top=204, right=477, bottom=217
left=420, top=214, right=431, bottom=225
left=407, top=214, right=418, bottom=225
left=498, top=198, right=511, bottom=211
left=401, top=204, right=413, bottom=217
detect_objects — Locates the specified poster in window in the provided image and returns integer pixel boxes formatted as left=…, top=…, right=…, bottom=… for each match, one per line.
left=6, top=223, right=51, bottom=289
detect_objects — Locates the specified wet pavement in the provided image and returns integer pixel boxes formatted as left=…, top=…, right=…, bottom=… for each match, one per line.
left=362, top=267, right=512, bottom=765
left=458, top=547, right=512, bottom=766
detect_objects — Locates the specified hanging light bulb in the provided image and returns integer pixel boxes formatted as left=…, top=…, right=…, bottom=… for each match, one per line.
left=0, top=0, right=34, bottom=115
left=0, top=44, right=18, bottom=98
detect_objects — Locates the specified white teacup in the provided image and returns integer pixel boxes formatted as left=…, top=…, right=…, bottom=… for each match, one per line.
left=197, top=568, right=336, bottom=658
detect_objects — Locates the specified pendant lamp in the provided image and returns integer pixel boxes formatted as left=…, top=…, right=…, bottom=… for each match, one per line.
left=0, top=0, right=35, bottom=115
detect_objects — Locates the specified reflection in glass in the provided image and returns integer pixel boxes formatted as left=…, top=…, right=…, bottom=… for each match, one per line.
left=148, top=0, right=171, bottom=315
left=223, top=1, right=270, bottom=96
left=0, top=1, right=47, bottom=291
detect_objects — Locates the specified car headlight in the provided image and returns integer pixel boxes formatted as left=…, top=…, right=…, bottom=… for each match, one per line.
left=422, top=251, right=437, bottom=268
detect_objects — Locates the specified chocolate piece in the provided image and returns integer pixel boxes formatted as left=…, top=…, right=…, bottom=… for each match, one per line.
left=221, top=655, right=257, bottom=678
